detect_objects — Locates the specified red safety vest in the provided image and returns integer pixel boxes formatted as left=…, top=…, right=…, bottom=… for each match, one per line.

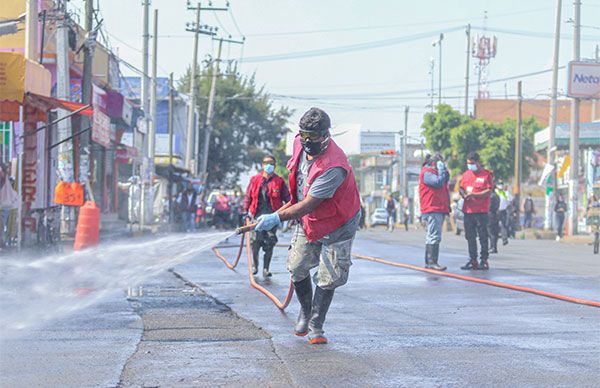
left=246, top=173, right=286, bottom=217
left=287, top=136, right=361, bottom=242
left=418, top=166, right=450, bottom=214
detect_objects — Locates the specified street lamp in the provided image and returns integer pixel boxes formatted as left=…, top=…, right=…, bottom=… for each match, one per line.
left=432, top=33, right=444, bottom=106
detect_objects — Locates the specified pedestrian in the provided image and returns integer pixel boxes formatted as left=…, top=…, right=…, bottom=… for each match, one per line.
left=401, top=196, right=410, bottom=231
left=243, top=154, right=291, bottom=277
left=488, top=185, right=500, bottom=254
left=418, top=153, right=449, bottom=271
left=554, top=194, right=567, bottom=241
left=254, top=107, right=361, bottom=345
left=523, top=193, right=535, bottom=228
left=213, top=190, right=231, bottom=230
left=384, top=194, right=396, bottom=232
left=177, top=184, right=197, bottom=232
left=495, top=180, right=511, bottom=245
left=459, top=151, right=494, bottom=270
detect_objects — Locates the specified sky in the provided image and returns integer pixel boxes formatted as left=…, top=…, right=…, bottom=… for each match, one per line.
left=70, top=0, right=600, bottom=140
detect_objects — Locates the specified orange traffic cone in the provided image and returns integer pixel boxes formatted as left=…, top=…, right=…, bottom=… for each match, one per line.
left=74, top=201, right=100, bottom=251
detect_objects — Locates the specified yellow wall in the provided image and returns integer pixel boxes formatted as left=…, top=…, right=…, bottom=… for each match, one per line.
left=0, top=0, right=26, bottom=51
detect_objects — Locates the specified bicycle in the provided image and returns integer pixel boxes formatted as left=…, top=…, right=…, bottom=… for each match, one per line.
left=30, top=206, right=62, bottom=253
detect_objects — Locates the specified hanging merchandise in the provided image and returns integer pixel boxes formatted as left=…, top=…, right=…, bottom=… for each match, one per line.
left=0, top=175, right=18, bottom=209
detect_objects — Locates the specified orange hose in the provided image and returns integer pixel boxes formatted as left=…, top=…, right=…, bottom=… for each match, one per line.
left=353, top=253, right=600, bottom=308
left=211, top=224, right=294, bottom=311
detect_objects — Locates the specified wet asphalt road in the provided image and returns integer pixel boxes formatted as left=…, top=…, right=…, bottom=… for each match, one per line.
left=1, top=228, right=599, bottom=387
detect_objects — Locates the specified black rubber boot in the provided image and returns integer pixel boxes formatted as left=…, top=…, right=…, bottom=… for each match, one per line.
left=479, top=258, right=490, bottom=270
left=424, top=244, right=433, bottom=268
left=460, top=258, right=479, bottom=270
left=292, top=276, right=313, bottom=336
left=308, top=286, right=335, bottom=344
left=251, top=243, right=260, bottom=275
left=428, top=244, right=447, bottom=271
left=262, top=246, right=273, bottom=278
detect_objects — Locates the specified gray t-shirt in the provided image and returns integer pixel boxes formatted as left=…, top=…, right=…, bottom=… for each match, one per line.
left=295, top=150, right=359, bottom=243
left=296, top=150, right=347, bottom=201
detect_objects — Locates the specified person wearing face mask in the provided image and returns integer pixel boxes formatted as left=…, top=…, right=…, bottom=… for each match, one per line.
left=459, top=151, right=495, bottom=270
left=495, top=180, right=512, bottom=246
left=254, top=107, right=361, bottom=345
left=243, top=155, right=291, bottom=277
left=418, top=153, right=450, bottom=270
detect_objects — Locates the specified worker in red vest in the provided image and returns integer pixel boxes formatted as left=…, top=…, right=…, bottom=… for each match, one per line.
left=459, top=151, right=495, bottom=270
left=243, top=155, right=291, bottom=278
left=418, top=153, right=450, bottom=271
left=254, top=107, right=361, bottom=345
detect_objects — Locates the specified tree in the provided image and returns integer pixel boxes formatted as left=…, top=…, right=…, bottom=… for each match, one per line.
left=178, top=66, right=292, bottom=188
left=272, top=138, right=290, bottom=181
left=421, top=105, right=540, bottom=181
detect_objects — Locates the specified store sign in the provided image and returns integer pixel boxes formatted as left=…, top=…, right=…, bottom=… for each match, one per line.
left=92, top=108, right=111, bottom=147
left=360, top=131, right=396, bottom=154
left=122, top=99, right=133, bottom=126
left=567, top=61, right=600, bottom=98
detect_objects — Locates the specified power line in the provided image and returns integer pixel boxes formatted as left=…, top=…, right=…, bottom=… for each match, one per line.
left=473, top=25, right=600, bottom=41
left=244, top=7, right=552, bottom=37
left=243, top=26, right=464, bottom=63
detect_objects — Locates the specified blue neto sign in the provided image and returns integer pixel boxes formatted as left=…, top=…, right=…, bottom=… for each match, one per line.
left=567, top=61, right=600, bottom=98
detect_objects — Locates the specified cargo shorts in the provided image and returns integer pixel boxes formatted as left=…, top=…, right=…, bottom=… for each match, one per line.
left=287, top=224, right=354, bottom=290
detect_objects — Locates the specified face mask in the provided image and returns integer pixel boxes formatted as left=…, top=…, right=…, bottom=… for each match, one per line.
left=264, top=164, right=275, bottom=174
left=301, top=136, right=329, bottom=156
left=467, top=163, right=477, bottom=171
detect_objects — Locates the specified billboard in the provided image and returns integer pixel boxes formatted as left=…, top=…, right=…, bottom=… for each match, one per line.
left=567, top=61, right=600, bottom=99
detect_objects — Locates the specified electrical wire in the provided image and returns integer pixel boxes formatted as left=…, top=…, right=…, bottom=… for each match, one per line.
left=243, top=26, right=464, bottom=63
left=245, top=6, right=552, bottom=37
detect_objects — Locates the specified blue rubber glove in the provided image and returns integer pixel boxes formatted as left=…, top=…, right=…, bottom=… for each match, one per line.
left=255, top=212, right=281, bottom=231
left=436, top=161, right=446, bottom=171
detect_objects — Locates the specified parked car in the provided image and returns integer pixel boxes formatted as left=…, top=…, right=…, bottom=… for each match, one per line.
left=370, top=208, right=389, bottom=226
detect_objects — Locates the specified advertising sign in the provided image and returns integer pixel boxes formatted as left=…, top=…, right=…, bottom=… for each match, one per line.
left=92, top=108, right=111, bottom=147
left=567, top=61, right=600, bottom=98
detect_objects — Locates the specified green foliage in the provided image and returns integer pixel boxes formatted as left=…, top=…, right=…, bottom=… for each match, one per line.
left=177, top=66, right=292, bottom=188
left=272, top=138, right=290, bottom=181
left=421, top=105, right=540, bottom=181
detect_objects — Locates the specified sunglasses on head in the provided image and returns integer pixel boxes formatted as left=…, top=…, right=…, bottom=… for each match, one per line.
left=299, top=130, right=325, bottom=142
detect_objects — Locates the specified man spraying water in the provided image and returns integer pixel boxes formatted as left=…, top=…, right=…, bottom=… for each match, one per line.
left=254, top=107, right=361, bottom=345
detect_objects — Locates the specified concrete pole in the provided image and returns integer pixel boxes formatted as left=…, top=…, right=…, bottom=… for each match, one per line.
left=514, top=81, right=523, bottom=227
left=438, top=33, right=444, bottom=106
left=545, top=0, right=562, bottom=231
left=24, top=0, right=38, bottom=62
left=185, top=4, right=201, bottom=172
left=429, top=58, right=435, bottom=112
left=140, top=0, right=150, bottom=229
left=402, top=106, right=409, bottom=199
left=592, top=45, right=599, bottom=121
left=56, top=0, right=74, bottom=233
left=200, top=38, right=224, bottom=182
left=80, top=0, right=93, bottom=184
left=168, top=73, right=174, bottom=224
left=464, top=24, right=471, bottom=116
left=149, top=9, right=158, bottom=160
left=568, top=0, right=581, bottom=235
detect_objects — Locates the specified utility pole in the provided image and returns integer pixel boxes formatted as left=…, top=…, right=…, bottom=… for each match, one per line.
left=168, top=72, right=174, bottom=224
left=514, top=81, right=523, bottom=227
left=185, top=3, right=201, bottom=172
left=55, top=0, right=74, bottom=234
left=432, top=33, right=444, bottom=106
left=546, top=0, right=562, bottom=231
left=81, top=0, right=94, bottom=194
left=140, top=0, right=150, bottom=229
left=402, top=106, right=409, bottom=199
left=25, top=0, right=38, bottom=61
left=592, top=44, right=599, bottom=121
left=199, top=36, right=244, bottom=182
left=184, top=2, right=225, bottom=173
left=149, top=9, right=158, bottom=161
left=429, top=58, right=435, bottom=112
left=464, top=24, right=471, bottom=116
left=568, top=0, right=581, bottom=235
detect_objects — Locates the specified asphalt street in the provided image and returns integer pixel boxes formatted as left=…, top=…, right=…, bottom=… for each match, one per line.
left=1, top=228, right=599, bottom=387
